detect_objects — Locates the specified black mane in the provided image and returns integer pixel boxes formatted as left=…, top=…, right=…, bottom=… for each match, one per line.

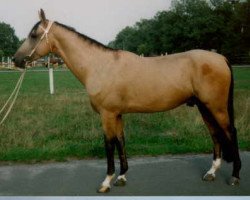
left=29, top=21, right=115, bottom=51
left=55, top=21, right=115, bottom=51
left=29, top=21, right=41, bottom=37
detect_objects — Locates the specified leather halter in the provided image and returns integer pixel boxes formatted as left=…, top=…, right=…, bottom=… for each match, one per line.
left=28, top=21, right=54, bottom=58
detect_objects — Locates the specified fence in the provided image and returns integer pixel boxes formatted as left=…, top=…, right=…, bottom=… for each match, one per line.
left=0, top=68, right=86, bottom=97
left=0, top=56, right=66, bottom=69
left=231, top=53, right=250, bottom=65
left=0, top=56, right=67, bottom=95
left=0, top=57, right=14, bottom=68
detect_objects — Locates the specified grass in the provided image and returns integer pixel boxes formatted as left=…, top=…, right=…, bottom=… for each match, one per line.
left=0, top=67, right=249, bottom=162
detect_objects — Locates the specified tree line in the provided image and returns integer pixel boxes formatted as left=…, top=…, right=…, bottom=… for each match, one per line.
left=109, top=0, right=250, bottom=64
left=0, top=22, right=21, bottom=58
left=0, top=0, right=249, bottom=63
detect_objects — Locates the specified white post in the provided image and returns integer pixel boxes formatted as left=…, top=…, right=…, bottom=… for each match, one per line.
left=7, top=57, right=10, bottom=68
left=3, top=57, right=5, bottom=67
left=48, top=56, right=55, bottom=94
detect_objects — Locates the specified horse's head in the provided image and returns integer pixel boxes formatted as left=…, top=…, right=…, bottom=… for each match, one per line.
left=13, top=9, right=54, bottom=68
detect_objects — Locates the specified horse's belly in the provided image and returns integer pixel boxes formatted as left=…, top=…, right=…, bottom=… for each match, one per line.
left=125, top=91, right=191, bottom=113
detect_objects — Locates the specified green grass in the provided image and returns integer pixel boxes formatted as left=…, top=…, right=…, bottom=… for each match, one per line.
left=0, top=67, right=249, bottom=162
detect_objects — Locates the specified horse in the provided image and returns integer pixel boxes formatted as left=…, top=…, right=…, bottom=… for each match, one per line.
left=13, top=9, right=241, bottom=193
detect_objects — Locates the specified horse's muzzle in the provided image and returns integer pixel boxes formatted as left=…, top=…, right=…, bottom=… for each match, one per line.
left=12, top=56, right=27, bottom=69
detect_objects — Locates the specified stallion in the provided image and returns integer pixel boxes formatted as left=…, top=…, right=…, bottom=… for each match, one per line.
left=13, top=9, right=241, bottom=193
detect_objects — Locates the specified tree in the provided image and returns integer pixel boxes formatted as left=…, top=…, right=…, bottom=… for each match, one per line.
left=0, top=22, right=20, bottom=57
left=109, top=0, right=249, bottom=63
left=109, top=26, right=137, bottom=50
left=0, top=49, right=4, bottom=58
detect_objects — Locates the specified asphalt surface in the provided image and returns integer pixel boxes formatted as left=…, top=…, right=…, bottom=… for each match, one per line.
left=0, top=152, right=249, bottom=196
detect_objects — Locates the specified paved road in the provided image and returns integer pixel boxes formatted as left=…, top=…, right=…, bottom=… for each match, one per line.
left=0, top=152, right=249, bottom=196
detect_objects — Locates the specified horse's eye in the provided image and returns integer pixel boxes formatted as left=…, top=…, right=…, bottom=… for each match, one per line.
left=30, top=33, right=37, bottom=39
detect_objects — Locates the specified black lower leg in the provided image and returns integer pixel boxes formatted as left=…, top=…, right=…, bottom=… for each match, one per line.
left=115, top=135, right=128, bottom=175
left=232, top=130, right=241, bottom=178
left=104, top=136, right=116, bottom=175
left=212, top=136, right=221, bottom=160
left=232, top=158, right=241, bottom=178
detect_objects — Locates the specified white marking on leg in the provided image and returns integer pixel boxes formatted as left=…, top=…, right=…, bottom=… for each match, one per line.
left=102, top=174, right=115, bottom=188
left=206, top=158, right=221, bottom=176
left=114, top=174, right=127, bottom=186
left=117, top=174, right=127, bottom=182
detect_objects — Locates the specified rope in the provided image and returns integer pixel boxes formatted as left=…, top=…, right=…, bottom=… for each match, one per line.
left=0, top=69, right=26, bottom=125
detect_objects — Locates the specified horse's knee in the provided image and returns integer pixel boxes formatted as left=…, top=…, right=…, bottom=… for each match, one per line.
left=101, top=112, right=123, bottom=139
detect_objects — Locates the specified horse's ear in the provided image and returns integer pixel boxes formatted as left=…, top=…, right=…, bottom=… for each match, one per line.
left=39, top=9, right=47, bottom=24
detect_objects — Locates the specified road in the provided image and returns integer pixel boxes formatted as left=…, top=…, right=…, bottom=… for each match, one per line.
left=0, top=152, right=249, bottom=196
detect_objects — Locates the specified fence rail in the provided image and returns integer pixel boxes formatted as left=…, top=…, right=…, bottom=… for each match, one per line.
left=230, top=53, right=250, bottom=65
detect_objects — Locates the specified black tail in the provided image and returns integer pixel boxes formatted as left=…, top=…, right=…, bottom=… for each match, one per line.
left=227, top=60, right=235, bottom=130
left=219, top=60, right=239, bottom=162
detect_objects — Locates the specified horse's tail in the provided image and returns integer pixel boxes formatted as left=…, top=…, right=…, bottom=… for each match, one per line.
left=218, top=60, right=239, bottom=162
left=227, top=60, right=235, bottom=130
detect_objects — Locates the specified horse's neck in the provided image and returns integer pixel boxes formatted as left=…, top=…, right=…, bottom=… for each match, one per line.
left=53, top=26, right=113, bottom=85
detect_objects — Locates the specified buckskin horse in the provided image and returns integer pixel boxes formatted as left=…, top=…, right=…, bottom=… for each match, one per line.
left=13, top=9, right=241, bottom=192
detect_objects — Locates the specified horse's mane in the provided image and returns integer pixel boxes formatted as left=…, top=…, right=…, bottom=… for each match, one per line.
left=29, top=21, right=41, bottom=37
left=55, top=21, right=115, bottom=51
left=30, top=21, right=115, bottom=51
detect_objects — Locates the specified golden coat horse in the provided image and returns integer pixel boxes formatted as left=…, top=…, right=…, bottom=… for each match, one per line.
left=13, top=10, right=241, bottom=193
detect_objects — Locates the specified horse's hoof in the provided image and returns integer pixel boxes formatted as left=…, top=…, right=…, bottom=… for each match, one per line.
left=97, top=186, right=110, bottom=193
left=229, top=177, right=240, bottom=186
left=203, top=173, right=215, bottom=181
left=114, top=178, right=126, bottom=186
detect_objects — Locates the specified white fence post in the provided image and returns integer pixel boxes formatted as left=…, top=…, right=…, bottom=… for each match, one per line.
left=48, top=56, right=55, bottom=95
left=7, top=57, right=10, bottom=68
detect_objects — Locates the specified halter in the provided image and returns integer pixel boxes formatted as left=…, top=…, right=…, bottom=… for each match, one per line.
left=28, top=21, right=54, bottom=58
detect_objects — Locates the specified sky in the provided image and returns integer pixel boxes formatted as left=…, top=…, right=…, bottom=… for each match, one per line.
left=0, top=0, right=171, bottom=44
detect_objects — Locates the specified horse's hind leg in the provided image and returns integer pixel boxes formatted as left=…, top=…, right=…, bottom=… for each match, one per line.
left=196, top=101, right=222, bottom=181
left=208, top=106, right=241, bottom=185
left=197, top=93, right=241, bottom=186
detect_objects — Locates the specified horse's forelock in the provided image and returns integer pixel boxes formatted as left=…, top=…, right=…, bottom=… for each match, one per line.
left=28, top=21, right=42, bottom=37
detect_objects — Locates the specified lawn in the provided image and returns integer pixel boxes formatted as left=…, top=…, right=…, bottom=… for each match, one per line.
left=0, top=67, right=249, bottom=162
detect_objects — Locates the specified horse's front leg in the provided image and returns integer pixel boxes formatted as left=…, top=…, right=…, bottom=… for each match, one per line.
left=113, top=135, right=128, bottom=186
left=98, top=112, right=128, bottom=193
left=98, top=136, right=116, bottom=193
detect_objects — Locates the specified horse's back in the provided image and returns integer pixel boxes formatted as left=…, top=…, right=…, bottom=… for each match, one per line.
left=95, top=49, right=231, bottom=114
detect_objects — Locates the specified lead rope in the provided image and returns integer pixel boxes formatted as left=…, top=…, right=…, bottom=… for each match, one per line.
left=0, top=21, right=53, bottom=126
left=0, top=69, right=26, bottom=125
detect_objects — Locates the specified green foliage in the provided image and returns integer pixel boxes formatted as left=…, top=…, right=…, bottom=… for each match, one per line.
left=0, top=22, right=20, bottom=57
left=0, top=49, right=4, bottom=58
left=109, top=0, right=250, bottom=63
